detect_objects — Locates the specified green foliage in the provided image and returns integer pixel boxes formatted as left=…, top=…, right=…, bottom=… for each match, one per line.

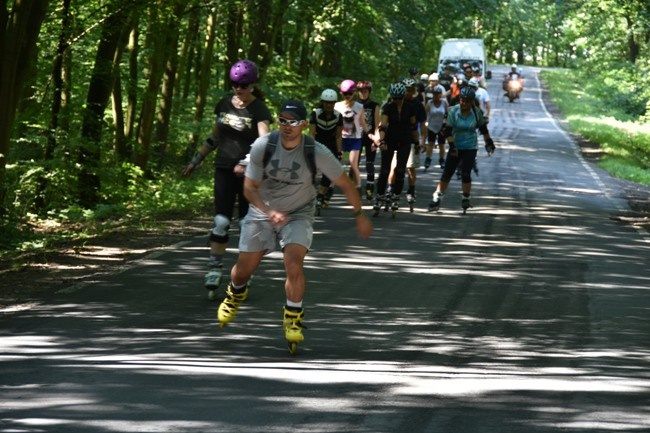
left=0, top=160, right=213, bottom=259
left=2, top=0, right=650, bottom=257
left=542, top=68, right=650, bottom=185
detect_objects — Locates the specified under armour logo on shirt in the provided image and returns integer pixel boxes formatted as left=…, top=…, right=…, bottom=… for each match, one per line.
left=268, top=160, right=302, bottom=179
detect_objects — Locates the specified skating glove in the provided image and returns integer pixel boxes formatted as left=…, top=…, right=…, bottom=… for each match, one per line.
left=485, top=138, right=496, bottom=156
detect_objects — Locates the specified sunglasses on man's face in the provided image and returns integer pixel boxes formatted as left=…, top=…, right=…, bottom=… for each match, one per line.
left=232, top=82, right=252, bottom=89
left=278, top=117, right=303, bottom=127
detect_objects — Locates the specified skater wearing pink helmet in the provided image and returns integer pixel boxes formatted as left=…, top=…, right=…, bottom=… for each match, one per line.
left=335, top=79, right=369, bottom=195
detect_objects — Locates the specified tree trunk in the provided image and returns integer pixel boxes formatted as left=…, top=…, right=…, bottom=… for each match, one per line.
left=0, top=0, right=50, bottom=214
left=133, top=4, right=171, bottom=172
left=112, top=73, right=128, bottom=160
left=177, top=1, right=200, bottom=101
left=625, top=16, right=640, bottom=64
left=36, top=0, right=72, bottom=211
left=188, top=8, right=216, bottom=153
left=298, top=18, right=313, bottom=78
left=111, top=12, right=136, bottom=161
left=224, top=2, right=243, bottom=86
left=78, top=8, right=129, bottom=207
left=248, top=0, right=272, bottom=67
left=124, top=23, right=140, bottom=141
left=153, top=3, right=185, bottom=170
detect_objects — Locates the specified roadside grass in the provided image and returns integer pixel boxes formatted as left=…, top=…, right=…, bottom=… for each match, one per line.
left=541, top=69, right=650, bottom=186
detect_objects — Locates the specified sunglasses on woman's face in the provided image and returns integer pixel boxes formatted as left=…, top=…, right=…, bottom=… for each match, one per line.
left=232, top=82, right=252, bottom=89
left=342, top=92, right=354, bottom=96
left=278, top=117, right=303, bottom=127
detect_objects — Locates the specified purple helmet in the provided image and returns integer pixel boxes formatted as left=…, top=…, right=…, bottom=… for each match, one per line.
left=229, top=60, right=258, bottom=84
left=340, top=79, right=356, bottom=93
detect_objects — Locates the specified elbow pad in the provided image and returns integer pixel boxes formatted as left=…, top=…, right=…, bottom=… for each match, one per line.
left=478, top=124, right=489, bottom=135
left=443, top=125, right=453, bottom=139
left=202, top=135, right=219, bottom=150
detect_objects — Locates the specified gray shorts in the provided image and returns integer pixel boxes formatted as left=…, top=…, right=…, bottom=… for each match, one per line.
left=239, top=214, right=314, bottom=253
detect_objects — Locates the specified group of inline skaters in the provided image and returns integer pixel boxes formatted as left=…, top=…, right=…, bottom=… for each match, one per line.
left=311, top=63, right=495, bottom=218
left=182, top=59, right=497, bottom=354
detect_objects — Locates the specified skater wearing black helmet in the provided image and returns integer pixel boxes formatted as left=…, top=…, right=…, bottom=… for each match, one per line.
left=182, top=60, right=272, bottom=301
left=216, top=100, right=372, bottom=355
left=372, top=82, right=418, bottom=218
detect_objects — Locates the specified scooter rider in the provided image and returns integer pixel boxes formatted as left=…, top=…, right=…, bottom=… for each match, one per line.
left=503, top=64, right=524, bottom=96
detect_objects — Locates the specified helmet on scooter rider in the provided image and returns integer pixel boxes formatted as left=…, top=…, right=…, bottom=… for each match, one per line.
left=340, top=79, right=356, bottom=93
left=420, top=73, right=429, bottom=81
left=511, top=64, right=517, bottom=70
left=468, top=77, right=480, bottom=89
left=320, top=88, right=338, bottom=102
left=229, top=60, right=258, bottom=84
left=456, top=75, right=467, bottom=87
left=408, top=67, right=418, bottom=75
left=389, top=82, right=406, bottom=98
left=459, top=87, right=476, bottom=100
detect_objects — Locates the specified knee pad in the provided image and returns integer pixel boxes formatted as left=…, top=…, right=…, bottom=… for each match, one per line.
left=461, top=174, right=472, bottom=184
left=211, top=214, right=230, bottom=237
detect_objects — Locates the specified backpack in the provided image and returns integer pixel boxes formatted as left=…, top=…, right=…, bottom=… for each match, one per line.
left=450, top=104, right=484, bottom=130
left=262, top=130, right=317, bottom=186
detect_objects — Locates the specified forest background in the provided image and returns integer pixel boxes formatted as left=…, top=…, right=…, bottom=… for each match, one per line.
left=1, top=0, right=648, bottom=259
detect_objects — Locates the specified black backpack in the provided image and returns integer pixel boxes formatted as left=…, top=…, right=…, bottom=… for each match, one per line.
left=262, top=130, right=317, bottom=185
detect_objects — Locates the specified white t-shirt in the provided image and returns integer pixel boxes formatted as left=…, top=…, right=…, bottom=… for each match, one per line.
left=426, top=99, right=448, bottom=133
left=334, top=101, right=364, bottom=139
left=475, top=87, right=490, bottom=113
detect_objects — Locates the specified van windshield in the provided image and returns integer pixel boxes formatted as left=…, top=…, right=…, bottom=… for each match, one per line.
left=439, top=59, right=483, bottom=76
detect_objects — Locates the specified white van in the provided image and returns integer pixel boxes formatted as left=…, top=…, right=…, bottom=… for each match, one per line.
left=438, top=38, right=491, bottom=79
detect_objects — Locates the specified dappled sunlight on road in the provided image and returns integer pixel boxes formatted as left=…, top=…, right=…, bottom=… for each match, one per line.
left=2, top=67, right=650, bottom=431
left=3, top=294, right=650, bottom=432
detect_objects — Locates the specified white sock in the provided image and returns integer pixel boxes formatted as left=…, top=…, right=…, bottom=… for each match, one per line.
left=286, top=299, right=303, bottom=309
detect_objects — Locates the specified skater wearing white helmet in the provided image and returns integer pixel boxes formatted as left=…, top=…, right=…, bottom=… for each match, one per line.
left=310, top=88, right=343, bottom=214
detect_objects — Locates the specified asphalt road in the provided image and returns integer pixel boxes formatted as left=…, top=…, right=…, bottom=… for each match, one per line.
left=2, top=67, right=649, bottom=433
